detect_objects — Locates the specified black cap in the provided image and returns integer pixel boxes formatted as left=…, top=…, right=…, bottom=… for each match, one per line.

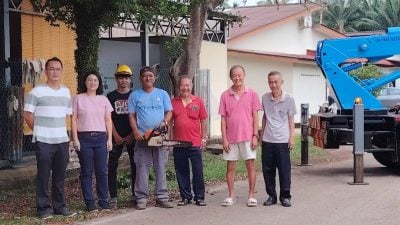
left=139, top=66, right=155, bottom=76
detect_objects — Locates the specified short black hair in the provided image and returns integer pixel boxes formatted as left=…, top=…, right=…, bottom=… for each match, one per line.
left=78, top=70, right=104, bottom=95
left=229, top=65, right=245, bottom=77
left=45, top=57, right=63, bottom=69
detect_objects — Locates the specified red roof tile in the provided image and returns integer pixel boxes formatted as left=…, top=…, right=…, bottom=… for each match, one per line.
left=227, top=3, right=322, bottom=40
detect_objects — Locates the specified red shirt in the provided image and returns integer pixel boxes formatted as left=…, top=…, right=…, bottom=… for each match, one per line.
left=172, top=95, right=207, bottom=147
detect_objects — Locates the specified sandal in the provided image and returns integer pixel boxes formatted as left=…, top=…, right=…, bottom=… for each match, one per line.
left=221, top=197, right=235, bottom=207
left=177, top=199, right=192, bottom=206
left=247, top=198, right=257, bottom=207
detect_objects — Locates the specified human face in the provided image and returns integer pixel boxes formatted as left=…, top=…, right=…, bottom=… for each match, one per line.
left=116, top=76, right=131, bottom=89
left=230, top=67, right=245, bottom=87
left=85, top=74, right=99, bottom=92
left=268, top=74, right=283, bottom=96
left=179, top=77, right=192, bottom=98
left=45, top=60, right=63, bottom=82
left=140, top=71, right=156, bottom=89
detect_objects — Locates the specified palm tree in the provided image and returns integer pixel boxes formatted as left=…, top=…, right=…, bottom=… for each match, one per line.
left=378, top=0, right=400, bottom=28
left=352, top=0, right=384, bottom=31
left=322, top=0, right=359, bottom=32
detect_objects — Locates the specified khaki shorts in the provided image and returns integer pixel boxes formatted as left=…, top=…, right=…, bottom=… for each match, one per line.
left=223, top=141, right=256, bottom=161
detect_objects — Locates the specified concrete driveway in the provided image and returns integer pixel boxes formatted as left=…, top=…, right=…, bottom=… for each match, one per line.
left=80, top=147, right=400, bottom=225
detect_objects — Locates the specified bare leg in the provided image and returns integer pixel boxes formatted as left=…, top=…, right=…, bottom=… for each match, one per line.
left=226, top=161, right=236, bottom=198
left=245, top=159, right=256, bottom=199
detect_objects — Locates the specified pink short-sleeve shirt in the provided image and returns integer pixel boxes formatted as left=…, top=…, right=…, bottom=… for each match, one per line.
left=72, top=94, right=113, bottom=132
left=219, top=87, right=261, bottom=144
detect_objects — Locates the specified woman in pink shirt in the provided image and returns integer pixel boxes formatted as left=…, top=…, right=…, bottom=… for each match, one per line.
left=71, top=71, right=113, bottom=212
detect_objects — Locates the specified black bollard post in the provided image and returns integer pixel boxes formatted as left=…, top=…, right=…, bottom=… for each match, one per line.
left=348, top=98, right=368, bottom=185
left=298, top=103, right=312, bottom=166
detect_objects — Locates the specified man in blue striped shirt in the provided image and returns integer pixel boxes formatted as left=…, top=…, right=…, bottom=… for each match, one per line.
left=24, top=57, right=76, bottom=219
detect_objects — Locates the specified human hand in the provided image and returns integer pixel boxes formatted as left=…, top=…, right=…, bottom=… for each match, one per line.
left=222, top=138, right=230, bottom=153
left=251, top=136, right=258, bottom=150
left=107, top=139, right=113, bottom=152
left=134, top=131, right=144, bottom=141
left=288, top=135, right=294, bottom=151
left=125, top=134, right=135, bottom=145
left=114, top=134, right=125, bottom=145
left=73, top=140, right=80, bottom=152
left=201, top=139, right=207, bottom=150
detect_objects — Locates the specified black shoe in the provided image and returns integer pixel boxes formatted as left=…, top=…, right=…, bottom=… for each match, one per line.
left=263, top=196, right=277, bottom=206
left=100, top=204, right=112, bottom=211
left=87, top=205, right=98, bottom=212
left=54, top=209, right=77, bottom=217
left=281, top=198, right=292, bottom=207
left=155, top=200, right=174, bottom=208
left=195, top=199, right=207, bottom=206
left=136, top=202, right=147, bottom=210
left=39, top=212, right=54, bottom=220
left=177, top=199, right=192, bottom=206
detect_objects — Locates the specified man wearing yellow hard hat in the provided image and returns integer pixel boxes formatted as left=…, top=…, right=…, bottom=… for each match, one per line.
left=106, top=64, right=136, bottom=207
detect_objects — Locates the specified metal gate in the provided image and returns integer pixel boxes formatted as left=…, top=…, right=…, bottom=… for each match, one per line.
left=0, top=61, right=24, bottom=168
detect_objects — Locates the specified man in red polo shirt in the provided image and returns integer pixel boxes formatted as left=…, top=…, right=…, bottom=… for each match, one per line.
left=171, top=75, right=208, bottom=206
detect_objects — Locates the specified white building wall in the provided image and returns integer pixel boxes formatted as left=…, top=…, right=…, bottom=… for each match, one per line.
left=199, top=41, right=228, bottom=137
left=292, top=64, right=327, bottom=117
left=229, top=20, right=329, bottom=54
left=228, top=53, right=326, bottom=123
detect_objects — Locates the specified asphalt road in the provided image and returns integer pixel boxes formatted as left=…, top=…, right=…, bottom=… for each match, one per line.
left=80, top=147, right=400, bottom=225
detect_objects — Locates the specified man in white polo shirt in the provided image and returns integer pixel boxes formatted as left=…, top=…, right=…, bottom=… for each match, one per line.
left=24, top=57, right=76, bottom=219
left=261, top=71, right=296, bottom=207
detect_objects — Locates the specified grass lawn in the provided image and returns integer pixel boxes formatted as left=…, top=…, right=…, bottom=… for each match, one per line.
left=0, top=135, right=324, bottom=225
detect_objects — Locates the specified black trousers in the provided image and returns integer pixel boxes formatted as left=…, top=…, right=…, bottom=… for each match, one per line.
left=108, top=142, right=136, bottom=199
left=35, top=141, right=69, bottom=216
left=173, top=147, right=205, bottom=201
left=261, top=141, right=291, bottom=200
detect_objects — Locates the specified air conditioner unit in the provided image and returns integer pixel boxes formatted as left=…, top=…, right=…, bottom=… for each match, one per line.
left=299, top=15, right=312, bottom=29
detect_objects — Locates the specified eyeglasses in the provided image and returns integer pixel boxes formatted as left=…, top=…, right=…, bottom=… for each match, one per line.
left=47, top=67, right=63, bottom=73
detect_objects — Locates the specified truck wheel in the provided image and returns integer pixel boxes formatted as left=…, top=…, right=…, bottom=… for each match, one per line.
left=372, top=152, right=398, bottom=168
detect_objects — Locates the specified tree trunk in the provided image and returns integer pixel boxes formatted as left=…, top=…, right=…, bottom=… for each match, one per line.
left=74, top=6, right=100, bottom=93
left=171, top=0, right=221, bottom=96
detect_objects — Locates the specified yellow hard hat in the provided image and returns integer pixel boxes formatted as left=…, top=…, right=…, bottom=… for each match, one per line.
left=115, top=64, right=132, bottom=76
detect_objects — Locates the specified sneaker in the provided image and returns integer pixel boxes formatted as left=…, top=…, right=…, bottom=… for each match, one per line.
left=195, top=199, right=207, bottom=206
left=136, top=202, right=147, bottom=210
left=100, top=204, right=112, bottom=212
left=109, top=197, right=118, bottom=205
left=155, top=200, right=174, bottom=208
left=54, top=209, right=77, bottom=217
left=87, top=205, right=99, bottom=212
left=263, top=196, right=277, bottom=206
left=40, top=213, right=54, bottom=220
left=281, top=198, right=292, bottom=207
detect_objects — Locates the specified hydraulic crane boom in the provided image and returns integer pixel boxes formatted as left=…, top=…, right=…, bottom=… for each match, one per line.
left=316, top=27, right=400, bottom=111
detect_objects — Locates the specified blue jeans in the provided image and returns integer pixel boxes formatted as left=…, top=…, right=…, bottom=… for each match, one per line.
left=77, top=132, right=109, bottom=209
left=173, top=147, right=205, bottom=201
left=261, top=141, right=291, bottom=201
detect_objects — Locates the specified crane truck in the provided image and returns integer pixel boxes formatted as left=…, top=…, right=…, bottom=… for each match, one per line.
left=310, top=27, right=400, bottom=168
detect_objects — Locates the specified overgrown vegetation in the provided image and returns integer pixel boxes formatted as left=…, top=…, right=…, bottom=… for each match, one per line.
left=349, top=64, right=384, bottom=96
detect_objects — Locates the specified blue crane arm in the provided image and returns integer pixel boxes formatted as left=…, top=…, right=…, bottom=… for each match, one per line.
left=315, top=27, right=400, bottom=110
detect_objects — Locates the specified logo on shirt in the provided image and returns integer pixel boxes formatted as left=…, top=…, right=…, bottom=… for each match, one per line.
left=115, top=100, right=128, bottom=114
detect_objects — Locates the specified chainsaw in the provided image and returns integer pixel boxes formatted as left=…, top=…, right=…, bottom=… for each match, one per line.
left=143, top=125, right=193, bottom=147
